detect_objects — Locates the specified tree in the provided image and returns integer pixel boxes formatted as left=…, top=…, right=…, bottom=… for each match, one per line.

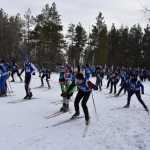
left=143, top=25, right=150, bottom=68
left=128, top=24, right=143, bottom=67
left=74, top=23, right=87, bottom=65
left=31, top=2, right=66, bottom=68
left=24, top=8, right=34, bottom=44
left=108, top=25, right=130, bottom=66
left=66, top=24, right=76, bottom=65
left=118, top=26, right=129, bottom=66
left=90, top=12, right=108, bottom=65
left=108, top=24, right=119, bottom=65
left=0, top=9, right=23, bottom=61
left=66, top=23, right=87, bottom=66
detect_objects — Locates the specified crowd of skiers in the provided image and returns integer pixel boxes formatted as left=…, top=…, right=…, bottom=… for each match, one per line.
left=0, top=58, right=150, bottom=125
left=58, top=64, right=150, bottom=124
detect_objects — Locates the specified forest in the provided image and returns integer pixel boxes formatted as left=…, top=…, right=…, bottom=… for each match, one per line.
left=0, top=2, right=150, bottom=68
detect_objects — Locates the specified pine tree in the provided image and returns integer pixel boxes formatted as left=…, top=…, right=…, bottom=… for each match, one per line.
left=66, top=24, right=76, bottom=65
left=90, top=12, right=108, bottom=65
left=143, top=25, right=150, bottom=68
left=31, top=2, right=66, bottom=68
left=66, top=23, right=87, bottom=66
left=0, top=9, right=23, bottom=61
left=128, top=24, right=143, bottom=67
left=74, top=23, right=87, bottom=65
left=118, top=26, right=129, bottom=66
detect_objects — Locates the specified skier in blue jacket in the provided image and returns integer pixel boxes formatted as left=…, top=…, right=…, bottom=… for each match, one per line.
left=0, top=60, right=9, bottom=96
left=123, top=75, right=149, bottom=113
left=72, top=72, right=98, bottom=125
left=20, top=60, right=36, bottom=99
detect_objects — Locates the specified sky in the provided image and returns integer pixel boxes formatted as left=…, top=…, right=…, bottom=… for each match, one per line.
left=0, top=0, right=150, bottom=33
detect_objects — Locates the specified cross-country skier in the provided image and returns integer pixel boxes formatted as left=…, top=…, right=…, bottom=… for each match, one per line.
left=95, top=66, right=104, bottom=91
left=40, top=68, right=51, bottom=88
left=59, top=65, right=76, bottom=112
left=0, top=60, right=10, bottom=96
left=109, top=72, right=120, bottom=94
left=20, top=60, right=36, bottom=99
left=106, top=71, right=112, bottom=89
left=72, top=72, right=98, bottom=125
left=123, top=75, right=149, bottom=113
left=84, top=64, right=91, bottom=80
left=116, top=71, right=128, bottom=96
left=10, top=60, right=23, bottom=82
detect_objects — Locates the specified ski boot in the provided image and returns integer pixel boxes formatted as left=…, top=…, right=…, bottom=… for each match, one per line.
left=85, top=119, right=90, bottom=126
left=24, top=95, right=29, bottom=99
left=123, top=104, right=129, bottom=108
left=60, top=103, right=69, bottom=112
left=28, top=92, right=33, bottom=99
left=71, top=112, right=80, bottom=119
left=0, top=92, right=7, bottom=97
left=115, top=93, right=119, bottom=97
left=20, top=78, right=23, bottom=82
left=10, top=80, right=15, bottom=82
left=64, top=104, right=69, bottom=112
left=40, top=84, right=44, bottom=87
left=145, top=107, right=149, bottom=114
left=47, top=82, right=51, bottom=89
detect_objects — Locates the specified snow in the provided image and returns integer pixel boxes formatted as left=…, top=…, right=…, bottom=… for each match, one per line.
left=0, top=73, right=150, bottom=150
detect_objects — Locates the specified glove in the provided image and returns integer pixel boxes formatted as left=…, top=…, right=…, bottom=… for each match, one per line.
left=94, top=86, right=98, bottom=90
left=61, top=92, right=67, bottom=97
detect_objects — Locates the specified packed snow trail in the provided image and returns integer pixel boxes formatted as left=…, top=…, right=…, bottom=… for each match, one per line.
left=0, top=73, right=150, bottom=150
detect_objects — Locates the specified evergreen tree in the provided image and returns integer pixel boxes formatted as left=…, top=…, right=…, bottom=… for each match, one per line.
left=0, top=9, right=23, bottom=61
left=90, top=12, right=108, bottom=65
left=143, top=25, right=150, bottom=68
left=66, top=23, right=87, bottom=66
left=128, top=24, right=143, bottom=67
left=118, top=26, right=129, bottom=66
left=66, top=24, right=76, bottom=65
left=31, top=2, right=66, bottom=68
left=74, top=23, right=87, bottom=65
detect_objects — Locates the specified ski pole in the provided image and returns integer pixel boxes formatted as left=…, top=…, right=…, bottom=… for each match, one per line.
left=6, top=80, right=12, bottom=96
left=7, top=84, right=11, bottom=95
left=8, top=81, right=13, bottom=93
left=91, top=92, right=98, bottom=120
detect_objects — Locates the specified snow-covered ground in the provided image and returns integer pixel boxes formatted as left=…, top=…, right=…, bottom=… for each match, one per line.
left=0, top=73, right=150, bottom=150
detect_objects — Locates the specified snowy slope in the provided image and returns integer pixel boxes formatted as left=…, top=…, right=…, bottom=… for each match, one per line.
left=0, top=73, right=150, bottom=150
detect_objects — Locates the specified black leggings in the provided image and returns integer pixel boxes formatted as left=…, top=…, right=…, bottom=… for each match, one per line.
left=106, top=79, right=111, bottom=88
left=96, top=78, right=102, bottom=90
left=117, top=84, right=127, bottom=95
left=126, top=91, right=148, bottom=111
left=25, top=74, right=31, bottom=96
left=110, top=82, right=117, bottom=94
left=74, top=90, right=91, bottom=121
left=41, top=75, right=50, bottom=87
left=11, top=70, right=22, bottom=81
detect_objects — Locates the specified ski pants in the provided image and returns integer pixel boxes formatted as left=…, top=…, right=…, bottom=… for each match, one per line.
left=110, top=82, right=117, bottom=94
left=25, top=74, right=31, bottom=96
left=41, top=75, right=50, bottom=88
left=11, top=70, right=22, bottom=81
left=74, top=90, right=91, bottom=121
left=96, top=77, right=102, bottom=90
left=126, top=90, right=149, bottom=111
left=117, top=84, right=127, bottom=95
